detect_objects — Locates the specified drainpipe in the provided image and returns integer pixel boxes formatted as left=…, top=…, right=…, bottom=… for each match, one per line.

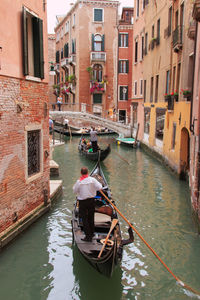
left=116, top=8, right=119, bottom=122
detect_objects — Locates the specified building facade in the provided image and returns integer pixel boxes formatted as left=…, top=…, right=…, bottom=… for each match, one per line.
left=190, top=0, right=200, bottom=225
left=0, top=0, right=50, bottom=237
left=54, top=0, right=119, bottom=117
left=117, top=7, right=133, bottom=124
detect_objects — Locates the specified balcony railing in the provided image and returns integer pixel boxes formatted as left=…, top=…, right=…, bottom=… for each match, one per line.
left=69, top=54, right=76, bottom=64
left=164, top=26, right=171, bottom=39
left=54, top=64, right=60, bottom=72
left=61, top=58, right=69, bottom=68
left=167, top=97, right=174, bottom=111
left=193, top=0, right=200, bottom=21
left=90, top=52, right=106, bottom=62
left=172, top=26, right=183, bottom=51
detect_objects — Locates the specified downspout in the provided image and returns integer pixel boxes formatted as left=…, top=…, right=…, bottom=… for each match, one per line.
left=116, top=6, right=119, bottom=122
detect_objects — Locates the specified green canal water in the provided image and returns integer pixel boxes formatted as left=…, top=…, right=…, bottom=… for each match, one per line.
left=0, top=135, right=200, bottom=300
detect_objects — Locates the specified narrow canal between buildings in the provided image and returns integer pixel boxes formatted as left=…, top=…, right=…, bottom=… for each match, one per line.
left=0, top=135, right=200, bottom=300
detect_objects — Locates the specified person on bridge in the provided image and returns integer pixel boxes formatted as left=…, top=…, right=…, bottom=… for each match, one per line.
left=90, top=127, right=98, bottom=152
left=73, top=167, right=102, bottom=242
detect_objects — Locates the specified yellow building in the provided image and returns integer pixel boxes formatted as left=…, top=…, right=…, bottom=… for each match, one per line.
left=141, top=0, right=194, bottom=176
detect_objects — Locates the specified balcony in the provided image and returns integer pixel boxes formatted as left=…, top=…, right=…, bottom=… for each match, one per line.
left=54, top=64, right=60, bottom=72
left=90, top=81, right=106, bottom=93
left=61, top=58, right=69, bottom=68
left=167, top=96, right=174, bottom=111
left=69, top=54, right=76, bottom=65
left=172, top=26, right=183, bottom=52
left=90, top=52, right=106, bottom=63
left=193, top=0, right=200, bottom=21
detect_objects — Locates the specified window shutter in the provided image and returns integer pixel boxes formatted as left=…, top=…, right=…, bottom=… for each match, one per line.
left=120, top=87, right=123, bottom=99
left=118, top=61, right=121, bottom=73
left=92, top=34, right=94, bottom=51
left=101, top=34, right=105, bottom=51
left=22, top=7, right=28, bottom=75
left=38, top=18, right=44, bottom=79
left=126, top=34, right=129, bottom=47
left=126, top=60, right=129, bottom=73
left=126, top=86, right=128, bottom=100
left=32, top=17, right=40, bottom=78
left=64, top=43, right=68, bottom=57
left=118, top=34, right=121, bottom=47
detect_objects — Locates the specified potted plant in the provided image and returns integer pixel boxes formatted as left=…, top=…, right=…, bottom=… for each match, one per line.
left=181, top=89, right=191, bottom=101
left=171, top=90, right=179, bottom=102
left=164, top=93, right=171, bottom=102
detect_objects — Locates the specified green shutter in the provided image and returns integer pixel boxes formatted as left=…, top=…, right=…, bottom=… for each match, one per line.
left=92, top=34, right=94, bottom=51
left=126, top=86, right=128, bottom=100
left=101, top=34, right=105, bottom=51
left=126, top=34, right=129, bottom=47
left=22, top=7, right=28, bottom=75
left=118, top=61, right=121, bottom=73
left=126, top=60, right=129, bottom=73
left=120, top=87, right=123, bottom=99
left=93, top=94, right=102, bottom=104
left=39, top=18, right=44, bottom=79
left=118, top=34, right=121, bottom=47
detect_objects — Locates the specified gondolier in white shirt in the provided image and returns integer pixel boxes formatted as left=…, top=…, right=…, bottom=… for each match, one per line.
left=73, top=167, right=102, bottom=242
left=90, top=127, right=98, bottom=152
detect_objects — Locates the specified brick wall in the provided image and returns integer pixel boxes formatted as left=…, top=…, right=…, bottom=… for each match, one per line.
left=0, top=75, right=50, bottom=233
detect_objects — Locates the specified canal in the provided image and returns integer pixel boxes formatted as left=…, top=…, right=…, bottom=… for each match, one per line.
left=0, top=135, right=200, bottom=300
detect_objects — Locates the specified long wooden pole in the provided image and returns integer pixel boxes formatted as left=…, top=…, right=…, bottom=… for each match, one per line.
left=98, top=219, right=118, bottom=258
left=100, top=190, right=200, bottom=296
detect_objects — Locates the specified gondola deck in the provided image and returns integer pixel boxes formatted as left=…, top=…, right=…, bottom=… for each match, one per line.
left=71, top=161, right=134, bottom=277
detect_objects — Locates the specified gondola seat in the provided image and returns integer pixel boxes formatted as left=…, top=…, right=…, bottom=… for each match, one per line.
left=94, top=212, right=111, bottom=224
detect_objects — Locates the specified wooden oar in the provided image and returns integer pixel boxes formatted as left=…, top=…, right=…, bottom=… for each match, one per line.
left=68, top=126, right=72, bottom=140
left=98, top=218, right=118, bottom=258
left=99, top=190, right=200, bottom=296
left=114, top=151, right=130, bottom=165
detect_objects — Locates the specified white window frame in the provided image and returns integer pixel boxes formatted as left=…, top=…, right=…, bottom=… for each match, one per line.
left=93, top=8, right=104, bottom=22
left=119, top=33, right=128, bottom=48
left=119, top=60, right=128, bottom=74
left=72, top=14, right=76, bottom=27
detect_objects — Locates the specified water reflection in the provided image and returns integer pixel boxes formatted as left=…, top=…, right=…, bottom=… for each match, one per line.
left=72, top=245, right=123, bottom=300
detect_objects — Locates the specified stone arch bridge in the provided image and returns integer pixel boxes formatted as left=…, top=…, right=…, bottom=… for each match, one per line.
left=50, top=111, right=133, bottom=137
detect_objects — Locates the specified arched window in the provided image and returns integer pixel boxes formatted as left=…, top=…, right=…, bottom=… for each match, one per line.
left=94, top=34, right=102, bottom=51
left=93, top=64, right=102, bottom=82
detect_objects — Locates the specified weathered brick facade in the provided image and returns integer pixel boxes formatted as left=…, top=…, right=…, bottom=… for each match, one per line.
left=0, top=75, right=50, bottom=233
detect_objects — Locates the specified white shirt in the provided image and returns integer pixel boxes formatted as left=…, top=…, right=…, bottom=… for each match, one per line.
left=90, top=130, right=97, bottom=141
left=63, top=118, right=68, bottom=125
left=73, top=176, right=102, bottom=200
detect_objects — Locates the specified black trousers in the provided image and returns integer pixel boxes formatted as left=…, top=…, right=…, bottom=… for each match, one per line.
left=79, top=198, right=95, bottom=239
left=91, top=141, right=98, bottom=153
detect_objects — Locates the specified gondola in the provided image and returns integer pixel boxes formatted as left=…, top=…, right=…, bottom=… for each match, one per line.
left=54, top=126, right=115, bottom=136
left=78, top=137, right=111, bottom=162
left=71, top=161, right=134, bottom=277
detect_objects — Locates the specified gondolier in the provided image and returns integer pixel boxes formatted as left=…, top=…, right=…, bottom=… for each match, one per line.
left=73, top=167, right=102, bottom=242
left=90, top=127, right=98, bottom=152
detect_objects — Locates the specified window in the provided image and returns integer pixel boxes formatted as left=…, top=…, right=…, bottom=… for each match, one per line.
left=152, top=25, right=154, bottom=38
left=172, top=66, right=176, bottom=92
left=168, top=7, right=172, bottom=35
left=94, top=8, right=103, bottom=22
left=93, top=94, right=102, bottom=104
left=157, top=19, right=160, bottom=45
left=172, top=122, right=176, bottom=149
left=136, top=0, right=139, bottom=18
left=156, top=109, right=165, bottom=140
left=135, top=40, right=138, bottom=63
left=132, top=103, right=138, bottom=128
left=140, top=79, right=143, bottom=95
left=56, top=31, right=60, bottom=42
left=166, top=70, right=170, bottom=94
left=73, top=14, right=76, bottom=27
left=56, top=51, right=60, bottom=63
left=141, top=36, right=144, bottom=60
left=22, top=7, right=44, bottom=78
left=92, top=34, right=104, bottom=51
left=144, top=109, right=150, bottom=134
left=144, top=80, right=147, bottom=102
left=65, top=21, right=69, bottom=33
left=119, top=86, right=128, bottom=100
left=28, top=130, right=40, bottom=176
left=145, top=32, right=148, bottom=55
left=176, top=63, right=181, bottom=92
left=93, top=64, right=102, bottom=82
left=119, top=33, right=128, bottom=47
left=118, top=60, right=129, bottom=73
left=134, top=81, right=137, bottom=96
left=64, top=43, right=69, bottom=58
left=150, top=77, right=154, bottom=102
left=119, top=110, right=126, bottom=123
left=72, top=39, right=76, bottom=54
left=155, top=75, right=159, bottom=102
left=61, top=48, right=63, bottom=59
